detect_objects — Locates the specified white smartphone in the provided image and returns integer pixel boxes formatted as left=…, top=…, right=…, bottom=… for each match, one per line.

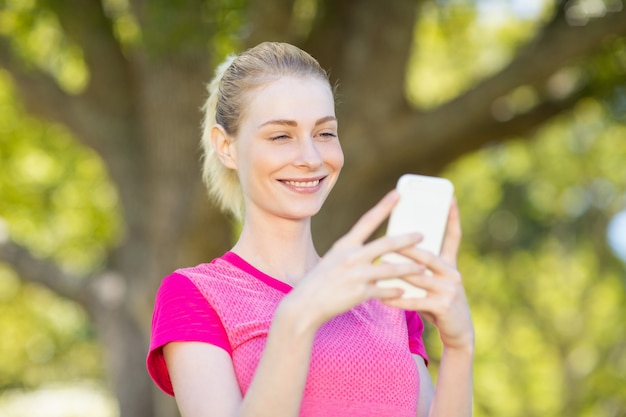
left=377, top=174, right=455, bottom=298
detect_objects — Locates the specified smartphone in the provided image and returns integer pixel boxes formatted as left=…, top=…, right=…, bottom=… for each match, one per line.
left=377, top=174, right=454, bottom=298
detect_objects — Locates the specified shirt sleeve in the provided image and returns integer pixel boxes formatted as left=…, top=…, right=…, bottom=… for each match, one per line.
left=405, top=310, right=429, bottom=365
left=146, top=272, right=231, bottom=396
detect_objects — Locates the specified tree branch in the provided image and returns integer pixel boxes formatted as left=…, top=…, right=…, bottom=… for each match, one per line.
left=397, top=86, right=586, bottom=176
left=305, top=0, right=421, bottom=116
left=374, top=6, right=626, bottom=175
left=243, top=0, right=299, bottom=46
left=42, top=0, right=133, bottom=114
left=0, top=37, right=74, bottom=123
left=0, top=240, right=87, bottom=304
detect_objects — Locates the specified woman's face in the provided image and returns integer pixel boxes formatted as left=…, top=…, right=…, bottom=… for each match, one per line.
left=229, top=75, right=344, bottom=221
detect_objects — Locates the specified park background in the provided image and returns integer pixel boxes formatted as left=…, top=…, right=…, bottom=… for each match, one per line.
left=0, top=0, right=625, bottom=416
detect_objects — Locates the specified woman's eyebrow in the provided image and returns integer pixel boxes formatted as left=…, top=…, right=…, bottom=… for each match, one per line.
left=258, top=115, right=337, bottom=128
left=259, top=119, right=297, bottom=128
left=315, top=116, right=337, bottom=126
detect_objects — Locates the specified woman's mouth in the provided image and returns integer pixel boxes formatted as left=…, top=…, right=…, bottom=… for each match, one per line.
left=283, top=179, right=320, bottom=187
left=279, top=176, right=326, bottom=193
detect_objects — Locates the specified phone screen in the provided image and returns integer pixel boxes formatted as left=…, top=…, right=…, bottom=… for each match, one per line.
left=377, top=174, right=454, bottom=298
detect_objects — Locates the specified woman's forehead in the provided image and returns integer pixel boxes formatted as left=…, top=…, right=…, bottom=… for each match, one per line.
left=243, top=76, right=336, bottom=125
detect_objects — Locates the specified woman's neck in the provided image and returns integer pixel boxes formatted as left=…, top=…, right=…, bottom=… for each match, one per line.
left=230, top=214, right=319, bottom=285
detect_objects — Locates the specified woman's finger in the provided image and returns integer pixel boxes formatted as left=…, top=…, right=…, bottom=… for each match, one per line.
left=383, top=293, right=456, bottom=320
left=382, top=275, right=457, bottom=311
left=358, top=231, right=423, bottom=263
left=365, top=285, right=405, bottom=300
left=394, top=246, right=450, bottom=277
left=361, top=261, right=426, bottom=282
left=338, top=190, right=399, bottom=247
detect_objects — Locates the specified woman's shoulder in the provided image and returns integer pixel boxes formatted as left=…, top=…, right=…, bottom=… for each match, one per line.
left=156, top=256, right=233, bottom=292
left=170, top=255, right=241, bottom=282
left=163, top=254, right=274, bottom=304
left=151, top=257, right=233, bottom=305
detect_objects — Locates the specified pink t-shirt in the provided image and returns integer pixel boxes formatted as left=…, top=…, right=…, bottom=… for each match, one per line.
left=147, top=252, right=428, bottom=416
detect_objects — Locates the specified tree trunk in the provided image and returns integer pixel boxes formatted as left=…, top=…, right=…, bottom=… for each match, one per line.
left=1, top=1, right=625, bottom=416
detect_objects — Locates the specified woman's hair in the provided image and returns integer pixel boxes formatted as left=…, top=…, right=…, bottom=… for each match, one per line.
left=201, top=42, right=332, bottom=219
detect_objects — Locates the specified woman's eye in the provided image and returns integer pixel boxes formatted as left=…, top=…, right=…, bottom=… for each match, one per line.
left=319, top=132, right=337, bottom=139
left=270, top=134, right=289, bottom=141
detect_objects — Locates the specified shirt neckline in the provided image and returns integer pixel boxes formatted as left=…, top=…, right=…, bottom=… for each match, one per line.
left=220, top=251, right=294, bottom=294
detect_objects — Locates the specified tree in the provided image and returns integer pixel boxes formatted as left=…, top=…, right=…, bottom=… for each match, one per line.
left=0, top=1, right=625, bottom=416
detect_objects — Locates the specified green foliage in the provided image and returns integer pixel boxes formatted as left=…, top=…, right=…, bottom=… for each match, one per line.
left=430, top=99, right=626, bottom=416
left=0, top=71, right=121, bottom=273
left=407, top=0, right=552, bottom=108
left=0, top=0, right=87, bottom=93
left=0, top=266, right=103, bottom=390
left=102, top=0, right=142, bottom=47
left=406, top=2, right=626, bottom=415
left=0, top=71, right=120, bottom=391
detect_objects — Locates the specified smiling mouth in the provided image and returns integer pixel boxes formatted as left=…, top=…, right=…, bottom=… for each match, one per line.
left=283, top=179, right=321, bottom=187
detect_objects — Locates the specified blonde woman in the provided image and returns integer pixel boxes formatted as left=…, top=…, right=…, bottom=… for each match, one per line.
left=147, top=42, right=474, bottom=417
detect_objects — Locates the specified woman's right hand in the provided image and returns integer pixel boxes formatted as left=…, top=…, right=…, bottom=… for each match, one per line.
left=283, top=190, right=426, bottom=330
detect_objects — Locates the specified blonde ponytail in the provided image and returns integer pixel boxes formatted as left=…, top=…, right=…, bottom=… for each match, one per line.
left=200, top=55, right=245, bottom=220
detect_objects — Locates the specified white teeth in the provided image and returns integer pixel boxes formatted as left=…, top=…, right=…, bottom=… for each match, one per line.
left=284, top=180, right=320, bottom=187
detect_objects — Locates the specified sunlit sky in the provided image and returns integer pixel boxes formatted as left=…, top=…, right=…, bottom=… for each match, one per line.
left=476, top=0, right=546, bottom=22
left=608, top=210, right=626, bottom=263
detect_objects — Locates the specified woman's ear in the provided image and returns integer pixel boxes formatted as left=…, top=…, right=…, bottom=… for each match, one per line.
left=211, top=125, right=237, bottom=170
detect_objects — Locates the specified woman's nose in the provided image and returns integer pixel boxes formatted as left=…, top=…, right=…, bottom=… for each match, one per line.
left=294, top=137, right=323, bottom=169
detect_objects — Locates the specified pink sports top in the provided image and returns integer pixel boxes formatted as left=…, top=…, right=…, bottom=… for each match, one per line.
left=147, top=252, right=428, bottom=416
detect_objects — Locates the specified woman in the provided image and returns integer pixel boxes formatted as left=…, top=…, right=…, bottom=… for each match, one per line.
left=147, top=41, right=474, bottom=417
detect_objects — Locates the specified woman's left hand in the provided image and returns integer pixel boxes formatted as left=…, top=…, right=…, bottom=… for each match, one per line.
left=382, top=199, right=474, bottom=350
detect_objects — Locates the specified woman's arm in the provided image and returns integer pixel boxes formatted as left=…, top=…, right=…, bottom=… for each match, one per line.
left=413, top=345, right=473, bottom=417
left=428, top=345, right=474, bottom=417
left=165, top=342, right=242, bottom=417
left=164, top=298, right=318, bottom=417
